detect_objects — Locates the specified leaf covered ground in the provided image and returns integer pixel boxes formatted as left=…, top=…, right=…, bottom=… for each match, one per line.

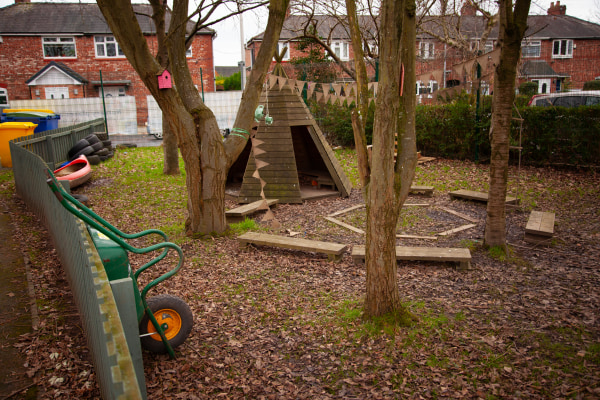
left=3, top=147, right=600, bottom=399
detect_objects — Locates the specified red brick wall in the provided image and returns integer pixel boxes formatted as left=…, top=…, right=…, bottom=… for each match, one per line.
left=0, top=34, right=215, bottom=125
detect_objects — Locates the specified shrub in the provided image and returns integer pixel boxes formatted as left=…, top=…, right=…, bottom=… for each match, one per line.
left=519, top=81, right=539, bottom=97
left=583, top=80, right=600, bottom=91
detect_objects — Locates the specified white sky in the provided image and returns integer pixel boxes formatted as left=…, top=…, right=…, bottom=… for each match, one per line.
left=0, top=0, right=596, bottom=66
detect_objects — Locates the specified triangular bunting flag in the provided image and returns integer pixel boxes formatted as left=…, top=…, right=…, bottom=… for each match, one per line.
left=252, top=138, right=264, bottom=147
left=332, top=83, right=342, bottom=96
left=252, top=147, right=266, bottom=156
left=257, top=199, right=269, bottom=210
left=306, top=83, right=316, bottom=100
left=255, top=159, right=269, bottom=169
left=268, top=75, right=278, bottom=89
left=260, top=178, right=267, bottom=189
left=252, top=170, right=261, bottom=179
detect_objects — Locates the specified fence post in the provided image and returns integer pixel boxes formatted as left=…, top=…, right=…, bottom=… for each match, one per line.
left=45, top=135, right=56, bottom=169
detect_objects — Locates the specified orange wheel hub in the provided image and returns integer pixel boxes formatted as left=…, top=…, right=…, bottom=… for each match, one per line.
left=147, top=308, right=182, bottom=341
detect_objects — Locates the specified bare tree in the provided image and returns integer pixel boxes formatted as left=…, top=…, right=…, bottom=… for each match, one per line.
left=96, top=0, right=289, bottom=236
left=484, top=0, right=531, bottom=248
left=347, top=0, right=419, bottom=319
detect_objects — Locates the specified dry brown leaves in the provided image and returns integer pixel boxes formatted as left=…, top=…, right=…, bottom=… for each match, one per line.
left=5, top=158, right=600, bottom=399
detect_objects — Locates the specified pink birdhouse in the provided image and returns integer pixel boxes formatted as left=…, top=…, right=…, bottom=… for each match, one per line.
left=157, top=70, right=172, bottom=89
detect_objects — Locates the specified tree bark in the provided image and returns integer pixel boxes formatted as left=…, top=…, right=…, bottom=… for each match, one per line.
left=348, top=0, right=417, bottom=318
left=162, top=116, right=180, bottom=175
left=96, top=0, right=289, bottom=236
left=484, top=0, right=531, bottom=248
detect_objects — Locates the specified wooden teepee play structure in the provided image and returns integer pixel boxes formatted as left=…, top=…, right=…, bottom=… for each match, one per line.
left=234, top=68, right=352, bottom=204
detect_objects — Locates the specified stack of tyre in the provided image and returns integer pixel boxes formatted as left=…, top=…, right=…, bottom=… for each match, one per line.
left=67, top=134, right=114, bottom=165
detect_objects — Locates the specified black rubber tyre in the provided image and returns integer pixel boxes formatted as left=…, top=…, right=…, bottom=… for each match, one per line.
left=94, top=147, right=109, bottom=156
left=84, top=134, right=100, bottom=145
left=99, top=155, right=108, bottom=161
left=106, top=151, right=114, bottom=159
left=69, top=145, right=95, bottom=161
left=87, top=154, right=101, bottom=165
left=90, top=141, right=104, bottom=152
left=139, top=294, right=193, bottom=354
left=67, top=139, right=90, bottom=159
left=102, top=140, right=112, bottom=148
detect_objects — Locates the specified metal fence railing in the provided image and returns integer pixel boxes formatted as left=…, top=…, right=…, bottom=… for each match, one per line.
left=11, top=119, right=106, bottom=170
left=9, top=122, right=146, bottom=399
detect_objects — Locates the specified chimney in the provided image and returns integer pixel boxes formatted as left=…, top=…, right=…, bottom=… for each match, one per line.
left=548, top=1, right=566, bottom=16
left=461, top=1, right=477, bottom=16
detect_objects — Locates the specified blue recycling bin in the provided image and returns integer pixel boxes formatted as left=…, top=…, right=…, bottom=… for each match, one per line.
left=0, top=111, right=60, bottom=133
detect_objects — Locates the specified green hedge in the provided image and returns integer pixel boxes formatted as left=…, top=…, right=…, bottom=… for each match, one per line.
left=313, top=99, right=600, bottom=166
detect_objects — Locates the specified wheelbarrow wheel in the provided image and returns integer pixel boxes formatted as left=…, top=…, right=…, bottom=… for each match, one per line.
left=139, top=294, right=193, bottom=354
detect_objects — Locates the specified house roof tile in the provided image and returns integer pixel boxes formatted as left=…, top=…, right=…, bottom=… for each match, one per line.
left=0, top=3, right=214, bottom=36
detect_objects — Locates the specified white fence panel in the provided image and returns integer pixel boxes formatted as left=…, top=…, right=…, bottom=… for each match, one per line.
left=10, top=97, right=138, bottom=135
left=146, top=91, right=242, bottom=135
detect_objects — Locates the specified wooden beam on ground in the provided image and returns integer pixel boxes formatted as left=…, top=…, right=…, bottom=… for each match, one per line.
left=323, top=216, right=365, bottom=234
left=524, top=210, right=555, bottom=245
left=238, top=232, right=347, bottom=261
left=410, top=185, right=434, bottom=196
left=437, top=224, right=477, bottom=236
left=396, top=234, right=438, bottom=240
left=449, top=189, right=518, bottom=205
left=437, top=206, right=479, bottom=223
left=226, top=199, right=279, bottom=222
left=327, top=204, right=365, bottom=217
left=351, top=245, right=471, bottom=270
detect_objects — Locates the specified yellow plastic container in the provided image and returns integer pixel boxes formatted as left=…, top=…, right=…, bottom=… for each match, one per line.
left=0, top=122, right=37, bottom=167
left=2, top=108, right=55, bottom=114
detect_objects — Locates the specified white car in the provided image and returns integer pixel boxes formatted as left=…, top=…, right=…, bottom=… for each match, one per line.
left=528, top=91, right=600, bottom=107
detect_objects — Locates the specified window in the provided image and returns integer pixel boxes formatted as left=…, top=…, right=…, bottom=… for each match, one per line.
left=419, top=41, right=435, bottom=59
left=0, top=88, right=7, bottom=105
left=484, top=41, right=494, bottom=53
left=43, top=37, right=76, bottom=58
left=416, top=80, right=438, bottom=95
left=276, top=42, right=290, bottom=61
left=45, top=87, right=69, bottom=99
left=364, top=41, right=378, bottom=58
left=332, top=41, right=349, bottom=61
left=552, top=39, right=573, bottom=58
left=95, top=36, right=125, bottom=58
left=186, top=47, right=192, bottom=58
left=521, top=40, right=541, bottom=58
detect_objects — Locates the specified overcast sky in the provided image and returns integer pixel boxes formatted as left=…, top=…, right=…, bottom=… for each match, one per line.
left=0, top=0, right=596, bottom=66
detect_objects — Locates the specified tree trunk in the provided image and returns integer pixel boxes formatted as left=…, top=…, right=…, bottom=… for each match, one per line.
left=485, top=0, right=531, bottom=248
left=97, top=0, right=289, bottom=236
left=162, top=115, right=180, bottom=175
left=362, top=0, right=418, bottom=318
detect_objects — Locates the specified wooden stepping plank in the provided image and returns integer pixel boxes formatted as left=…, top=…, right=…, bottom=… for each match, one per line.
left=524, top=211, right=555, bottom=245
left=238, top=232, right=347, bottom=261
left=449, top=189, right=518, bottom=205
left=226, top=199, right=278, bottom=221
left=410, top=185, right=434, bottom=196
left=351, top=245, right=471, bottom=270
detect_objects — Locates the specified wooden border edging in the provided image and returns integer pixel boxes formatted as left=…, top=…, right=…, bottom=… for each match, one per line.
left=351, top=245, right=471, bottom=270
left=238, top=232, right=347, bottom=261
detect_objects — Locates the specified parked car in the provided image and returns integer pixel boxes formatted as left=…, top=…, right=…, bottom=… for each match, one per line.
left=528, top=91, right=600, bottom=107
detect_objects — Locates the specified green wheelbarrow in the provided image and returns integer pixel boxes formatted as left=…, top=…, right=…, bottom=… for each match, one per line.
left=46, top=169, right=192, bottom=359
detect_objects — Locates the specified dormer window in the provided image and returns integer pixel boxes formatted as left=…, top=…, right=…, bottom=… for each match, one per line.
left=332, top=41, right=349, bottom=61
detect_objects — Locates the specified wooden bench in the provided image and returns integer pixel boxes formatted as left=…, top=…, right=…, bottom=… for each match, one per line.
left=226, top=199, right=278, bottom=222
left=351, top=245, right=472, bottom=270
left=524, top=210, right=555, bottom=245
left=238, top=232, right=348, bottom=261
left=410, top=185, right=434, bottom=196
left=449, top=189, right=518, bottom=205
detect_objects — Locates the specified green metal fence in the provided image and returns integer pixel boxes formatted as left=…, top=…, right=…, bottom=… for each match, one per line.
left=9, top=121, right=146, bottom=399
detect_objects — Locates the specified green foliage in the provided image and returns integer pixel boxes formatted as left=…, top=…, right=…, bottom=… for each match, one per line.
left=583, top=80, right=600, bottom=90
left=519, top=81, right=539, bottom=97
left=309, top=100, right=375, bottom=147
left=290, top=36, right=337, bottom=83
left=223, top=72, right=241, bottom=91
left=228, top=218, right=260, bottom=235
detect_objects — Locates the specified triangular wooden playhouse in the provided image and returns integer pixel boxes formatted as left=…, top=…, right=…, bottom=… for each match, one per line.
left=230, top=75, right=352, bottom=204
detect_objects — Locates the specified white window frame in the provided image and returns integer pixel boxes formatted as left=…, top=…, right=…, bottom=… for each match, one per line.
left=0, top=87, right=8, bottom=105
left=94, top=36, right=125, bottom=58
left=45, top=87, right=69, bottom=99
left=42, top=36, right=76, bottom=58
left=419, top=41, right=435, bottom=59
left=276, top=41, right=290, bottom=61
left=332, top=41, right=349, bottom=61
left=186, top=47, right=192, bottom=58
left=521, top=39, right=541, bottom=58
left=552, top=39, right=573, bottom=59
left=416, top=80, right=438, bottom=95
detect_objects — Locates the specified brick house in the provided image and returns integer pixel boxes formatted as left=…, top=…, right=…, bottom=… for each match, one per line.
left=246, top=1, right=600, bottom=95
left=0, top=0, right=216, bottom=125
